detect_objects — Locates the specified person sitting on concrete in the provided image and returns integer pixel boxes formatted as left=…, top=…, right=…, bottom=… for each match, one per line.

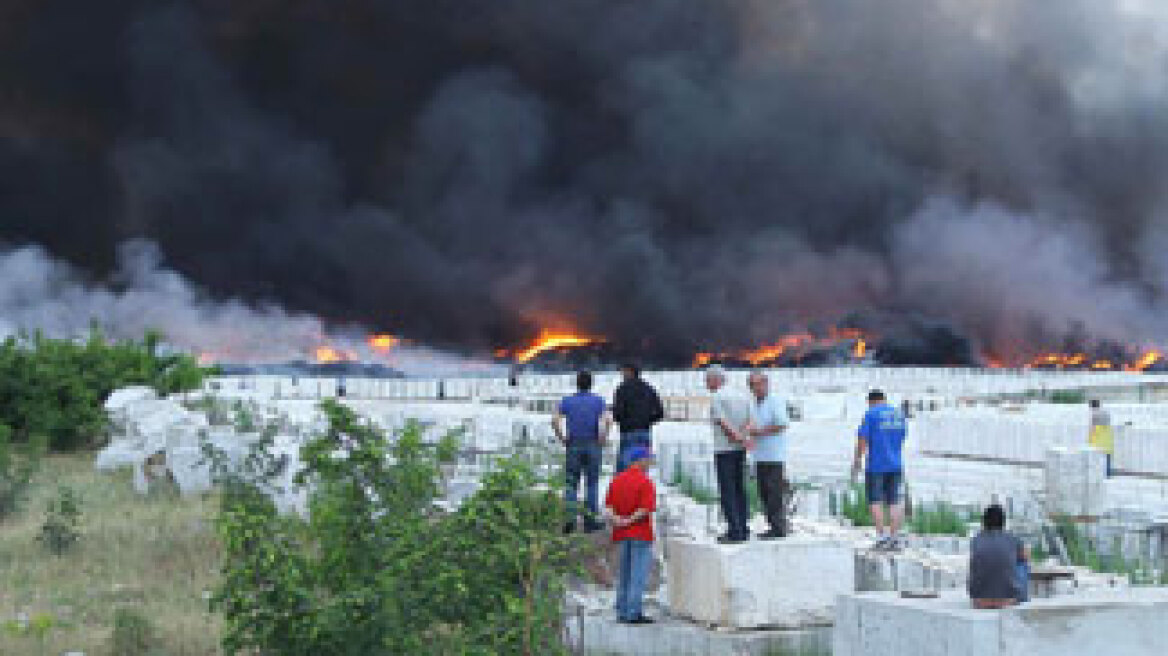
left=612, top=363, right=665, bottom=473
left=706, top=365, right=753, bottom=544
left=1088, top=399, right=1114, bottom=477
left=553, top=370, right=612, bottom=534
left=969, top=503, right=1030, bottom=609
left=605, top=446, right=658, bottom=624
left=851, top=390, right=908, bottom=550
left=744, top=371, right=791, bottom=539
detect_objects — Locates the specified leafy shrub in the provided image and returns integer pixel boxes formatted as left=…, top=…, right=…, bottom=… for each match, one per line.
left=110, top=607, right=155, bottom=656
left=837, top=482, right=873, bottom=527
left=0, top=329, right=208, bottom=451
left=38, top=485, right=82, bottom=555
left=1049, top=389, right=1087, bottom=404
left=211, top=400, right=576, bottom=655
left=0, top=424, right=42, bottom=519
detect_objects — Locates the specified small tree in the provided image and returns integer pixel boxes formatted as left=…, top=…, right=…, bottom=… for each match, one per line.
left=211, top=400, right=577, bottom=655
left=38, top=485, right=82, bottom=555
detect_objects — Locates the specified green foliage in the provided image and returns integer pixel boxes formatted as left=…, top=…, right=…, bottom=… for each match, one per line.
left=3, top=612, right=58, bottom=655
left=435, top=425, right=462, bottom=464
left=37, top=485, right=82, bottom=555
left=907, top=500, right=970, bottom=536
left=837, top=482, right=873, bottom=527
left=0, top=328, right=208, bottom=451
left=669, top=459, right=717, bottom=506
left=110, top=607, right=156, bottom=656
left=1049, top=389, right=1087, bottom=404
left=0, top=424, right=42, bottom=519
left=210, top=400, right=577, bottom=656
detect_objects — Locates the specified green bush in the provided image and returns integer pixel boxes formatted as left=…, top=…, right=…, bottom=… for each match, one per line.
left=0, top=329, right=208, bottom=451
left=110, top=607, right=155, bottom=656
left=38, top=485, right=82, bottom=555
left=210, top=400, right=577, bottom=655
left=1049, top=389, right=1087, bottom=404
left=0, top=424, right=42, bottom=520
left=837, top=482, right=873, bottom=527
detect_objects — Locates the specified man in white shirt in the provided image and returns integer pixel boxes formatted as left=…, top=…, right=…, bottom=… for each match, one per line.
left=706, top=365, right=753, bottom=544
left=745, top=371, right=791, bottom=539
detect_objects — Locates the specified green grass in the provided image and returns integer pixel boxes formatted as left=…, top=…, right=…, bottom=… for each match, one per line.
left=0, top=454, right=222, bottom=655
left=908, top=500, right=971, bottom=536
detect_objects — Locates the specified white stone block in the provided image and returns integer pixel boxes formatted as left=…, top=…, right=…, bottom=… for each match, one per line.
left=1045, top=447, right=1106, bottom=517
left=667, top=536, right=855, bottom=629
left=834, top=589, right=1168, bottom=656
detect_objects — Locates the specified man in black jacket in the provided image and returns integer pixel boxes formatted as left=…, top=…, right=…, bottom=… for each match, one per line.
left=612, top=363, right=665, bottom=473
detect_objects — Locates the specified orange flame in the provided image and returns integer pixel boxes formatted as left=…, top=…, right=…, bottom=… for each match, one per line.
left=314, top=345, right=354, bottom=364
left=367, top=334, right=400, bottom=355
left=853, top=338, right=867, bottom=359
left=514, top=330, right=601, bottom=363
left=1129, top=350, right=1163, bottom=371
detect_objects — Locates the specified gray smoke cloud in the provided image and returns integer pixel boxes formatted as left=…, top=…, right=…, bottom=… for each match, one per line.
left=2, top=0, right=1168, bottom=364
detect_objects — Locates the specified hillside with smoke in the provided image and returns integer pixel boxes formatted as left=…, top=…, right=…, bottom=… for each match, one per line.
left=3, top=0, right=1168, bottom=364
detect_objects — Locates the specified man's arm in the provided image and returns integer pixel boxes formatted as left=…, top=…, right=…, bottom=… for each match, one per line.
left=612, top=387, right=627, bottom=426
left=599, top=411, right=613, bottom=445
left=553, top=410, right=567, bottom=441
left=852, top=438, right=868, bottom=478
left=648, top=386, right=665, bottom=424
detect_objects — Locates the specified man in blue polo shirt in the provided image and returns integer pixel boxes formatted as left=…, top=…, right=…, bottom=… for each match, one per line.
left=851, top=389, right=907, bottom=550
left=554, top=370, right=611, bottom=533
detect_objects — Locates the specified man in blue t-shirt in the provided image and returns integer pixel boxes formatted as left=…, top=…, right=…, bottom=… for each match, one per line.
left=851, top=389, right=907, bottom=549
left=553, top=371, right=611, bottom=533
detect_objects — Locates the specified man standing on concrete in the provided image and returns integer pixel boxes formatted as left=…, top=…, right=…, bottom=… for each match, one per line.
left=553, top=371, right=611, bottom=534
left=612, top=363, right=664, bottom=473
left=605, top=446, right=658, bottom=624
left=851, top=390, right=907, bottom=549
left=745, top=371, right=791, bottom=539
left=968, top=503, right=1030, bottom=608
left=707, top=365, right=753, bottom=544
left=1088, top=399, right=1114, bottom=477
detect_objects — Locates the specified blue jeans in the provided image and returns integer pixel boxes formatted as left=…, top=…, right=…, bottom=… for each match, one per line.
left=565, top=442, right=602, bottom=523
left=615, top=539, right=653, bottom=621
left=617, top=430, right=652, bottom=473
left=1016, top=562, right=1030, bottom=603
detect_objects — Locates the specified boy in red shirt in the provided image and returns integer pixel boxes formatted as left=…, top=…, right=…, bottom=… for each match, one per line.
left=604, top=445, right=657, bottom=624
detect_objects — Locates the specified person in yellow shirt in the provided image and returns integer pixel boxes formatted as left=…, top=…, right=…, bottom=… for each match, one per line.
left=1088, top=399, right=1114, bottom=477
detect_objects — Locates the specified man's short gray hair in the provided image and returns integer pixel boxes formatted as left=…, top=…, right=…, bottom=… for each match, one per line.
left=705, top=364, right=727, bottom=378
left=748, top=369, right=768, bottom=382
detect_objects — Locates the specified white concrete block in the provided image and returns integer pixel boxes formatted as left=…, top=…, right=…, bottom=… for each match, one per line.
left=1045, top=447, right=1106, bottom=517
left=667, top=536, right=855, bottom=629
left=834, top=589, right=1168, bottom=656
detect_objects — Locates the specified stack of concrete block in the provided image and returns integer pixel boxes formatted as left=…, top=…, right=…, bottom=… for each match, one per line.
left=667, top=537, right=855, bottom=629
left=1045, top=446, right=1107, bottom=517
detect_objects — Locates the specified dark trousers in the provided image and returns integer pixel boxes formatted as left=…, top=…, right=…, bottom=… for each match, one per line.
left=756, top=461, right=788, bottom=536
left=565, top=442, right=602, bottom=524
left=715, top=450, right=749, bottom=539
left=616, top=429, right=652, bottom=473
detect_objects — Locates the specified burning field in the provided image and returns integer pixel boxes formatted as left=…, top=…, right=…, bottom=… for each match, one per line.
left=3, top=2, right=1168, bottom=372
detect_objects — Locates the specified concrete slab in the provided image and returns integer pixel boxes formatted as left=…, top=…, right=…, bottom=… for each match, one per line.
left=667, top=536, right=855, bottom=629
left=565, top=608, right=831, bottom=656
left=834, top=588, right=1168, bottom=656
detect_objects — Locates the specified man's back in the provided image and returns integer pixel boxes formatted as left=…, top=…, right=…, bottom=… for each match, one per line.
left=969, top=530, right=1023, bottom=600
left=560, top=391, right=605, bottom=441
left=859, top=403, right=906, bottom=473
left=606, top=467, right=656, bottom=541
left=613, top=378, right=664, bottom=431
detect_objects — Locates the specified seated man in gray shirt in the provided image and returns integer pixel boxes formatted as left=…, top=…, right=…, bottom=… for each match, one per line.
left=968, top=504, right=1030, bottom=609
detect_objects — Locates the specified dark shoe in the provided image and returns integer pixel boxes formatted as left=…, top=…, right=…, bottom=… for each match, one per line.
left=583, top=520, right=604, bottom=533
left=627, top=615, right=655, bottom=625
left=717, top=534, right=747, bottom=544
left=758, top=530, right=787, bottom=540
left=563, top=521, right=576, bottom=535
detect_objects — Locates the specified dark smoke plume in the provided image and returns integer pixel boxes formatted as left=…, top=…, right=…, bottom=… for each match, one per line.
left=3, top=0, right=1168, bottom=363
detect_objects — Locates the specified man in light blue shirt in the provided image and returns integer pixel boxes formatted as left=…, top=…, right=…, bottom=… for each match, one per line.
left=744, top=371, right=791, bottom=539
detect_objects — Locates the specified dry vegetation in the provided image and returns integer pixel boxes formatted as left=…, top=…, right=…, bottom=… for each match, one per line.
left=0, top=454, right=222, bottom=655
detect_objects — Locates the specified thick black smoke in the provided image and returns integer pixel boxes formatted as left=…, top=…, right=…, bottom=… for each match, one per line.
left=3, top=0, right=1168, bottom=363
